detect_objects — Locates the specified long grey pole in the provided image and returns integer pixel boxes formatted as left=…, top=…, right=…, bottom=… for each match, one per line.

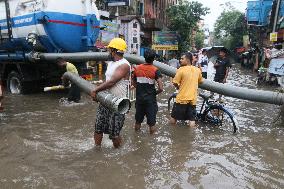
left=62, top=72, right=130, bottom=114
left=28, top=52, right=284, bottom=105
left=150, top=59, right=284, bottom=106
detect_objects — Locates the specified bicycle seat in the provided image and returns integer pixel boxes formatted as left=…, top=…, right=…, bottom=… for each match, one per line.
left=199, top=93, right=213, bottom=100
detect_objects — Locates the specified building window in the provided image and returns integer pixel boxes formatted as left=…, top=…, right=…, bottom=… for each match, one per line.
left=133, top=37, right=137, bottom=43
left=138, top=2, right=144, bottom=15
left=133, top=22, right=137, bottom=28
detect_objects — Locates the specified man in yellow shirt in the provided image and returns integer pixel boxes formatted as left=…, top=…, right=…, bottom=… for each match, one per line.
left=56, top=58, right=81, bottom=103
left=170, top=52, right=203, bottom=127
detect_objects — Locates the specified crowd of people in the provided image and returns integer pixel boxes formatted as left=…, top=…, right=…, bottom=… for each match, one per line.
left=0, top=37, right=230, bottom=149
left=84, top=38, right=231, bottom=148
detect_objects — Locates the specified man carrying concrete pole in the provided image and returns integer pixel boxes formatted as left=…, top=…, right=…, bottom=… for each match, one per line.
left=56, top=58, right=81, bottom=103
left=132, top=49, right=163, bottom=135
left=91, top=38, right=130, bottom=148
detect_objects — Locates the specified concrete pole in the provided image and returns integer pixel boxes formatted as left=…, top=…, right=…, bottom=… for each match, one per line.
left=28, top=52, right=284, bottom=105
left=62, top=72, right=130, bottom=114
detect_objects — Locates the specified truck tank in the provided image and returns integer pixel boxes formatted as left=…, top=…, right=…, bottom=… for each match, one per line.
left=0, top=0, right=100, bottom=94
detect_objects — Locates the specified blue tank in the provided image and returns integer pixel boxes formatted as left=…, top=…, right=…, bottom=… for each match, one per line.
left=0, top=0, right=100, bottom=54
left=246, top=0, right=273, bottom=26
left=0, top=0, right=101, bottom=94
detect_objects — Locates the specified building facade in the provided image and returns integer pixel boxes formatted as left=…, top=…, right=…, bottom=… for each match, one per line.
left=98, top=0, right=178, bottom=54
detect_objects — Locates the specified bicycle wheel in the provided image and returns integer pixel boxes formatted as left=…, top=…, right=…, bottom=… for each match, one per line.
left=203, top=106, right=237, bottom=133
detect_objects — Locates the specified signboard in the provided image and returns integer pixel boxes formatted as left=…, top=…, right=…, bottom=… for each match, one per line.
left=105, top=0, right=129, bottom=6
left=152, top=31, right=179, bottom=51
left=96, top=20, right=119, bottom=48
left=270, top=32, right=278, bottom=42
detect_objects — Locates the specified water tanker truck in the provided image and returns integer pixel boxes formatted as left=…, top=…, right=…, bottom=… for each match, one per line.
left=0, top=0, right=100, bottom=94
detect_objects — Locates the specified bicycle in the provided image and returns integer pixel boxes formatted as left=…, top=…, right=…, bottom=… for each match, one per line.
left=168, top=93, right=237, bottom=133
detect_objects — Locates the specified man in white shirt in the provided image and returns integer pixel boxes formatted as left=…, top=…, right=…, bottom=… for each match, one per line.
left=168, top=54, right=180, bottom=69
left=197, top=49, right=209, bottom=79
left=91, top=38, right=130, bottom=148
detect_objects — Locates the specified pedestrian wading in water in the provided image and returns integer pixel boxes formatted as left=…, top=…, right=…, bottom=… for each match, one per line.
left=91, top=38, right=130, bottom=148
left=170, top=52, right=203, bottom=127
left=132, top=49, right=163, bottom=134
left=56, top=58, right=81, bottom=103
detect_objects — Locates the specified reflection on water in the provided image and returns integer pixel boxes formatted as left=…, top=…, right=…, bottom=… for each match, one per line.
left=0, top=64, right=283, bottom=188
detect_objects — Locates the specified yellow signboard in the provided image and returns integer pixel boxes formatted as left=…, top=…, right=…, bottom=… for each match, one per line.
left=152, top=45, right=178, bottom=50
left=152, top=31, right=179, bottom=51
left=270, top=32, right=278, bottom=42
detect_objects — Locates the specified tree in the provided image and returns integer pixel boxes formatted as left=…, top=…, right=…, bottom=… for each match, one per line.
left=213, top=9, right=247, bottom=50
left=166, top=0, right=209, bottom=52
left=195, top=30, right=205, bottom=50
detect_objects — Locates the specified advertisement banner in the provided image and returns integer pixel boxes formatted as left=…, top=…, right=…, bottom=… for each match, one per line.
left=96, top=20, right=119, bottom=48
left=105, top=0, right=129, bottom=6
left=152, top=31, right=178, bottom=51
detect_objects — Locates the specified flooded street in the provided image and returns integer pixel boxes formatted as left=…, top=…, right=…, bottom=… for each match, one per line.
left=0, top=63, right=283, bottom=189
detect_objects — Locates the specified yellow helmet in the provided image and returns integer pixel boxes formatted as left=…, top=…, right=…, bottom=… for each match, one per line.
left=107, top=38, right=127, bottom=52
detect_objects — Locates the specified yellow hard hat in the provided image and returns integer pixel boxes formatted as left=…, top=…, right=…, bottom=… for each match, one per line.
left=107, top=38, right=127, bottom=52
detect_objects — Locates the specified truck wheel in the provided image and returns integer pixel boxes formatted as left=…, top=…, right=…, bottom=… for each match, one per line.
left=7, top=71, right=23, bottom=94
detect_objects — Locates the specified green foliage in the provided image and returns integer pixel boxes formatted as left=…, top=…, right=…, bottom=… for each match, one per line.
left=195, top=30, right=205, bottom=50
left=95, top=0, right=104, bottom=9
left=214, top=10, right=247, bottom=49
left=166, top=0, right=209, bottom=52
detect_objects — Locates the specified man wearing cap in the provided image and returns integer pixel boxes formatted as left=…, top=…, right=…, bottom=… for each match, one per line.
left=91, top=38, right=131, bottom=148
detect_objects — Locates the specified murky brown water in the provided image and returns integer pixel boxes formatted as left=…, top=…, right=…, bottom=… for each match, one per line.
left=0, top=64, right=283, bottom=189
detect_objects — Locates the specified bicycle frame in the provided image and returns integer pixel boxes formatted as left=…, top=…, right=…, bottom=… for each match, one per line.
left=196, top=98, right=217, bottom=120
left=168, top=93, right=237, bottom=133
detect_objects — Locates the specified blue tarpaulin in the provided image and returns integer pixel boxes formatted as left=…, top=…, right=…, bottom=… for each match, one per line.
left=269, top=58, right=284, bottom=76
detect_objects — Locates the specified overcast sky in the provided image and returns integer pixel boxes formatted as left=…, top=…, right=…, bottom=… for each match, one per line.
left=193, top=0, right=247, bottom=31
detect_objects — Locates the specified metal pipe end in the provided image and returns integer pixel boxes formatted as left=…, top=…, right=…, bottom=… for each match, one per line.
left=115, top=98, right=131, bottom=114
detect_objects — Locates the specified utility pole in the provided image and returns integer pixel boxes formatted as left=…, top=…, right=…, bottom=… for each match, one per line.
left=115, top=6, right=119, bottom=23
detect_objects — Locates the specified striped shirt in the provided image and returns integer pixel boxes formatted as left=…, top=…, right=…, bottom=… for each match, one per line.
left=133, top=64, right=162, bottom=101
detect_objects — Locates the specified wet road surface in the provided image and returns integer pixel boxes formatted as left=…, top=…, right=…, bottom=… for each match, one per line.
left=0, top=63, right=283, bottom=189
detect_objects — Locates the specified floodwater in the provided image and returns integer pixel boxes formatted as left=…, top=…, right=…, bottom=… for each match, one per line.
left=0, top=63, right=283, bottom=189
